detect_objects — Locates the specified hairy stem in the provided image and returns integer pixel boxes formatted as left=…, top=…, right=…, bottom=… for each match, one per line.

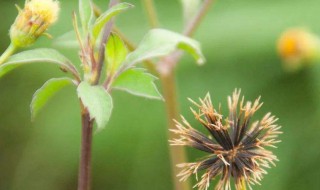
left=141, top=0, right=159, bottom=28
left=0, top=43, right=16, bottom=65
left=78, top=102, right=94, bottom=190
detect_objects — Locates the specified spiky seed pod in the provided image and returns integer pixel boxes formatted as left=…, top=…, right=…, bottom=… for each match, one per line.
left=10, top=0, right=60, bottom=48
left=170, top=89, right=282, bottom=190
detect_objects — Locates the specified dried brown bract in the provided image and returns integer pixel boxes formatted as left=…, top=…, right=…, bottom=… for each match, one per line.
left=170, top=89, right=282, bottom=190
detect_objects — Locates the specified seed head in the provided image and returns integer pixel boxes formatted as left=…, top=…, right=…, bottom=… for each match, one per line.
left=170, top=89, right=282, bottom=190
left=10, top=0, right=60, bottom=47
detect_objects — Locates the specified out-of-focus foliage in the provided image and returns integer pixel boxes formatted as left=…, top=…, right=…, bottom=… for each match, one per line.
left=0, top=0, right=320, bottom=190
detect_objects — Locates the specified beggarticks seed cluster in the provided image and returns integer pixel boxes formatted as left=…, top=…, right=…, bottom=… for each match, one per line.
left=170, top=89, right=282, bottom=190
left=10, top=0, right=60, bottom=47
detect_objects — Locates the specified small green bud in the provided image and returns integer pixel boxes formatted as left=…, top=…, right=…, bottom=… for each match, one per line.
left=105, top=33, right=128, bottom=74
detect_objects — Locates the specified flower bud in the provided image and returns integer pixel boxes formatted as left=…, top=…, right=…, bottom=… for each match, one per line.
left=10, top=0, right=60, bottom=48
left=277, top=28, right=320, bottom=71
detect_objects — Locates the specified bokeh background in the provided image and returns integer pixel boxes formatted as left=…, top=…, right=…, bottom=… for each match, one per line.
left=0, top=0, right=320, bottom=189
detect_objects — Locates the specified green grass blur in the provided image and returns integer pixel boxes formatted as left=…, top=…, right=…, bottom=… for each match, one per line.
left=0, top=0, right=320, bottom=189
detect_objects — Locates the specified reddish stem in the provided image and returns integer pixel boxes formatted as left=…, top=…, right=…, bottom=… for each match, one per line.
left=78, top=103, right=94, bottom=190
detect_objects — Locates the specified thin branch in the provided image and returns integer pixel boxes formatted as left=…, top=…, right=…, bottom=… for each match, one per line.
left=72, top=12, right=85, bottom=54
left=91, top=0, right=118, bottom=85
left=183, top=0, right=215, bottom=37
left=92, top=20, right=114, bottom=85
left=66, top=63, right=82, bottom=83
left=141, top=0, right=160, bottom=28
left=157, top=0, right=215, bottom=75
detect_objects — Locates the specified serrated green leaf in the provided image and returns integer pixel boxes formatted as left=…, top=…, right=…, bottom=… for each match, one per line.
left=92, top=3, right=133, bottom=39
left=79, top=0, right=94, bottom=32
left=125, top=28, right=205, bottom=66
left=106, top=33, right=128, bottom=73
left=112, top=68, right=162, bottom=100
left=31, top=78, right=74, bottom=120
left=0, top=48, right=78, bottom=78
left=77, top=81, right=113, bottom=130
left=180, top=0, right=201, bottom=24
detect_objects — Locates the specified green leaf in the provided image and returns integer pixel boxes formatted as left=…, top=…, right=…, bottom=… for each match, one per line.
left=0, top=48, right=78, bottom=78
left=125, top=28, right=205, bottom=65
left=77, top=81, right=113, bottom=130
left=106, top=33, right=128, bottom=73
left=112, top=68, right=163, bottom=100
left=180, top=0, right=201, bottom=23
left=31, top=78, right=74, bottom=120
left=92, top=3, right=133, bottom=39
left=79, top=0, right=94, bottom=32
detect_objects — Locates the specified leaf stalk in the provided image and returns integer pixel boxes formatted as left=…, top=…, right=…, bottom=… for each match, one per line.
left=0, top=43, right=17, bottom=65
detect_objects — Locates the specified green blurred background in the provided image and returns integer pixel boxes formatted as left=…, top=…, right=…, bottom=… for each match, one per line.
left=1, top=0, right=320, bottom=189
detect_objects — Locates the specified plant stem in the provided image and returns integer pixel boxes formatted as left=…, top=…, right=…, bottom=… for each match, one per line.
left=141, top=0, right=159, bottom=28
left=141, top=1, right=189, bottom=189
left=78, top=1, right=119, bottom=189
left=160, top=70, right=190, bottom=190
left=0, top=43, right=16, bottom=65
left=92, top=20, right=113, bottom=84
left=183, top=0, right=215, bottom=37
left=141, top=1, right=215, bottom=190
left=78, top=102, right=94, bottom=190
left=91, top=0, right=117, bottom=85
left=157, top=0, right=215, bottom=72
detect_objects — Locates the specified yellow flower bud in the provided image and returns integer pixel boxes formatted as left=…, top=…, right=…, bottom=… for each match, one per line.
left=10, top=0, right=60, bottom=48
left=277, top=28, right=320, bottom=71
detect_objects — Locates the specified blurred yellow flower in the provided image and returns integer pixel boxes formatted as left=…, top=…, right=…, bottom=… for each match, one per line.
left=277, top=28, right=320, bottom=71
left=10, top=0, right=60, bottom=48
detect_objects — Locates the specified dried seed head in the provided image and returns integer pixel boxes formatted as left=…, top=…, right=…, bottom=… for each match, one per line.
left=10, top=0, right=60, bottom=47
left=170, top=89, right=282, bottom=190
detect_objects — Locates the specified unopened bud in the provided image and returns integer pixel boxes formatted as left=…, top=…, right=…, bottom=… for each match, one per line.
left=277, top=28, right=320, bottom=71
left=10, top=0, right=60, bottom=48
